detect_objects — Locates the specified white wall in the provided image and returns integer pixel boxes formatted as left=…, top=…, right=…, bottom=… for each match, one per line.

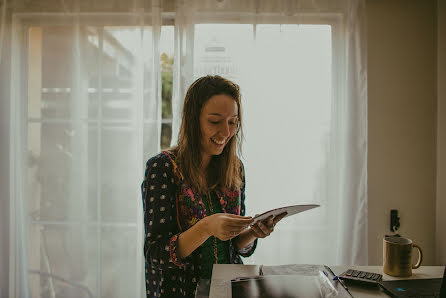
left=367, top=0, right=438, bottom=265
left=436, top=0, right=446, bottom=265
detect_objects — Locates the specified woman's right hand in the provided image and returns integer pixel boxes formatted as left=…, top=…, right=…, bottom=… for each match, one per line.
left=204, top=213, right=253, bottom=241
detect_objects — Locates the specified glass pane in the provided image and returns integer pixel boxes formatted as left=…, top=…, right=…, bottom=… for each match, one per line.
left=160, top=25, right=174, bottom=120
left=160, top=26, right=174, bottom=150
left=143, top=122, right=161, bottom=162
left=160, top=123, right=172, bottom=150
left=243, top=24, right=332, bottom=210
left=28, top=122, right=98, bottom=221
left=27, top=224, right=98, bottom=298
left=100, top=123, right=139, bottom=222
left=28, top=26, right=99, bottom=119
left=101, top=27, right=154, bottom=120
left=101, top=227, right=137, bottom=298
left=193, top=24, right=253, bottom=83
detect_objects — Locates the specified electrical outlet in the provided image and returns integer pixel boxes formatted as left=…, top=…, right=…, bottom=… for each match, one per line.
left=390, top=209, right=400, bottom=232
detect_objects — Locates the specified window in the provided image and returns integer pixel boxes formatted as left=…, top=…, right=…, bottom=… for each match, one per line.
left=22, top=13, right=344, bottom=297
left=26, top=23, right=166, bottom=298
left=190, top=23, right=333, bottom=264
left=160, top=26, right=174, bottom=149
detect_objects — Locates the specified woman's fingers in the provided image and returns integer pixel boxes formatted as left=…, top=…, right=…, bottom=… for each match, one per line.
left=225, top=214, right=253, bottom=220
left=212, top=213, right=287, bottom=240
left=248, top=215, right=283, bottom=239
left=226, top=226, right=248, bottom=234
left=224, top=228, right=245, bottom=240
left=257, top=220, right=271, bottom=235
left=273, top=212, right=287, bottom=225
left=211, top=214, right=252, bottom=240
left=266, top=216, right=274, bottom=228
left=225, top=216, right=253, bottom=228
left=226, top=213, right=251, bottom=218
left=229, top=217, right=253, bottom=225
left=250, top=224, right=267, bottom=238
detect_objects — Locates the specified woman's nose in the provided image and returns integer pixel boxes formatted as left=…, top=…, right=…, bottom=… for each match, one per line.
left=220, top=122, right=231, bottom=137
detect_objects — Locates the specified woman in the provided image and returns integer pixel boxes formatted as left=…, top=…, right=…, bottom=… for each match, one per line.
left=141, top=75, right=285, bottom=297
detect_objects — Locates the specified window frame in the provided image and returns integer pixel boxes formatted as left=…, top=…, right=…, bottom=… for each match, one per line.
left=10, top=10, right=345, bottom=298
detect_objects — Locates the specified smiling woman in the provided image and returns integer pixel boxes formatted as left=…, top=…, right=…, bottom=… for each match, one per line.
left=200, top=94, right=239, bottom=165
left=141, top=75, right=285, bottom=297
left=176, top=76, right=244, bottom=194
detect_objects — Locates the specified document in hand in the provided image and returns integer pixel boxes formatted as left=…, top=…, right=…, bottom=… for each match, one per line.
left=251, top=204, right=320, bottom=225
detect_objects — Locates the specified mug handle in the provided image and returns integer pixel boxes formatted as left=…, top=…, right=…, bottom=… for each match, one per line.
left=412, top=243, right=423, bottom=269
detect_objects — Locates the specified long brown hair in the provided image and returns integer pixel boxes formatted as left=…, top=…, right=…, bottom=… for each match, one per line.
left=174, top=75, right=243, bottom=193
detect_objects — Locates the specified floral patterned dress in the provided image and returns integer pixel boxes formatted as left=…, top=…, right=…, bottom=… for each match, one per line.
left=141, top=151, right=257, bottom=298
left=199, top=191, right=230, bottom=279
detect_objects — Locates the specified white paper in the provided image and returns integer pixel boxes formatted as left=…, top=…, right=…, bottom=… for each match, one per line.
left=211, top=264, right=260, bottom=281
left=251, top=204, right=320, bottom=225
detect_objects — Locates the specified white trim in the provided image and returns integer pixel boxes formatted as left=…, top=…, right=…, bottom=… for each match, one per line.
left=9, top=14, right=30, bottom=298
left=30, top=220, right=138, bottom=227
left=12, top=11, right=341, bottom=26
left=96, top=26, right=104, bottom=298
left=27, top=118, right=168, bottom=124
left=9, top=15, right=19, bottom=298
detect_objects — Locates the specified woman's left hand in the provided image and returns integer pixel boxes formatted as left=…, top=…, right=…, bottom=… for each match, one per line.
left=249, top=212, right=287, bottom=239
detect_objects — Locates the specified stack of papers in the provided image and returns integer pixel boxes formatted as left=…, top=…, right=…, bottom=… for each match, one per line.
left=209, top=264, right=352, bottom=298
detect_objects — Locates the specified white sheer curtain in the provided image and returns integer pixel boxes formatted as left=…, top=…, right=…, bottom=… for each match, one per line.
left=3, top=0, right=162, bottom=297
left=171, top=0, right=368, bottom=266
left=2, top=0, right=366, bottom=297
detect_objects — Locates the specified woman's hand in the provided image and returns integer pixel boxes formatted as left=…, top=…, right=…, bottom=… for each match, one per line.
left=249, top=212, right=287, bottom=239
left=204, top=213, right=253, bottom=241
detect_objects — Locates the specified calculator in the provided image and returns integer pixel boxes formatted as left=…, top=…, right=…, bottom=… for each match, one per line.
left=338, top=269, right=383, bottom=287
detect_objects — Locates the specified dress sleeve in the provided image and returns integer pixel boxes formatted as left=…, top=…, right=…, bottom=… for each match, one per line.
left=142, top=154, right=188, bottom=269
left=234, top=161, right=257, bottom=257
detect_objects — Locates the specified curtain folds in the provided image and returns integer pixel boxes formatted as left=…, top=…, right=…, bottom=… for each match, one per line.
left=4, top=1, right=162, bottom=297
left=1, top=0, right=367, bottom=297
left=172, top=0, right=368, bottom=266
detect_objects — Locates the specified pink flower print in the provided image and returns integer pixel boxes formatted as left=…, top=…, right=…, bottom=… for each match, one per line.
left=226, top=190, right=240, bottom=199
left=184, top=187, right=194, bottom=198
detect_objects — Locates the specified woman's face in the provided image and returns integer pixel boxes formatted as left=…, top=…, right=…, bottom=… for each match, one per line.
left=199, top=94, right=238, bottom=159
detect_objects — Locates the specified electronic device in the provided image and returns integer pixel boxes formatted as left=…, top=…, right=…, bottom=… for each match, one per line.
left=378, top=266, right=446, bottom=298
left=339, top=269, right=383, bottom=287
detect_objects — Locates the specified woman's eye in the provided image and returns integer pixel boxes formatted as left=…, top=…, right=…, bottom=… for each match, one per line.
left=208, top=119, right=237, bottom=125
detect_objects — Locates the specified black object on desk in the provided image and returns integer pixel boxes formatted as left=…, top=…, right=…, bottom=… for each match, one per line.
left=339, top=269, right=383, bottom=287
left=378, top=266, right=446, bottom=298
left=230, top=266, right=353, bottom=298
left=231, top=274, right=341, bottom=298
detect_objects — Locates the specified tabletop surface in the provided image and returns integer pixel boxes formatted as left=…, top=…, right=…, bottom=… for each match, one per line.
left=200, top=265, right=445, bottom=298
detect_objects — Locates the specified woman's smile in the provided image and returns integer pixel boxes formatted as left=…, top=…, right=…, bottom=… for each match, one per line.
left=199, top=94, right=238, bottom=166
left=210, top=138, right=226, bottom=145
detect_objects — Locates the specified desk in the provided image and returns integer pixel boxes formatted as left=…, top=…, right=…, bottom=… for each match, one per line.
left=197, top=265, right=444, bottom=298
